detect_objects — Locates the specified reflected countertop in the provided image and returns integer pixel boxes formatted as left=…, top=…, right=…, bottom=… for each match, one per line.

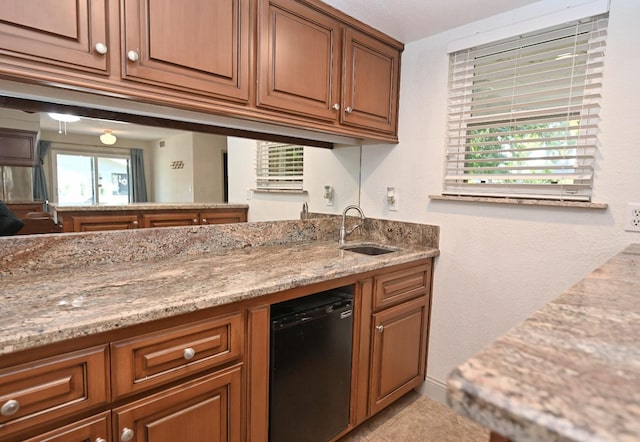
left=447, top=244, right=640, bottom=442
left=48, top=202, right=249, bottom=212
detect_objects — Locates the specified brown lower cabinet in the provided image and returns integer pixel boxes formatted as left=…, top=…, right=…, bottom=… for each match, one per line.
left=0, top=258, right=432, bottom=442
left=113, top=365, right=243, bottom=442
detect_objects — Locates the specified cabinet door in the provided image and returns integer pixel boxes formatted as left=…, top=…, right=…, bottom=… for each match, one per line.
left=0, top=129, right=38, bottom=167
left=140, top=212, right=200, bottom=228
left=22, top=411, right=111, bottom=442
left=113, top=364, right=242, bottom=442
left=0, top=0, right=109, bottom=74
left=342, top=28, right=400, bottom=134
left=257, top=0, right=341, bottom=121
left=122, top=0, right=250, bottom=102
left=369, top=296, right=429, bottom=416
left=68, top=214, right=140, bottom=232
left=200, top=209, right=247, bottom=225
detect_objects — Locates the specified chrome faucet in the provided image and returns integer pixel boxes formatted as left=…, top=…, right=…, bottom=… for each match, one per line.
left=339, top=205, right=366, bottom=245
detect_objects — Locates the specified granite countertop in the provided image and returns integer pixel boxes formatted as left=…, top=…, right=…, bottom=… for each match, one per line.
left=48, top=202, right=249, bottom=212
left=447, top=244, right=640, bottom=442
left=0, top=234, right=438, bottom=356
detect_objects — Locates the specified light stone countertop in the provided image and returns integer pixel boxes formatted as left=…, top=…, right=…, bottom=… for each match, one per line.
left=0, top=234, right=438, bottom=356
left=447, top=244, right=640, bottom=442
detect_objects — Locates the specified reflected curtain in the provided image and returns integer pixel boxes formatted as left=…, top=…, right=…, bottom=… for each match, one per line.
left=131, top=148, right=148, bottom=203
left=33, top=140, right=51, bottom=201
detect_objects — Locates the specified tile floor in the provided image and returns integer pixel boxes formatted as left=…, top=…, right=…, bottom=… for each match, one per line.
left=338, top=391, right=489, bottom=442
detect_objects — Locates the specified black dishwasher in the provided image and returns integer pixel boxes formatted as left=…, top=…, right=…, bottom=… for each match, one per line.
left=269, top=289, right=354, bottom=442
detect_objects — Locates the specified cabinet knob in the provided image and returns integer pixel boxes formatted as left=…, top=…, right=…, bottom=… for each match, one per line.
left=96, top=438, right=107, bottom=442
left=331, top=103, right=340, bottom=111
left=201, top=218, right=208, bottom=224
left=376, top=325, right=384, bottom=333
left=94, top=42, right=108, bottom=55
left=193, top=218, right=198, bottom=224
left=127, top=50, right=140, bottom=62
left=345, top=106, right=353, bottom=114
left=183, top=347, right=196, bottom=360
left=132, top=220, right=139, bottom=226
left=121, top=427, right=135, bottom=442
left=1, top=399, right=20, bottom=416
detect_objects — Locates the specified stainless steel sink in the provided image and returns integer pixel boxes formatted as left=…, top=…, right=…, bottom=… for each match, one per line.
left=340, top=244, right=399, bottom=255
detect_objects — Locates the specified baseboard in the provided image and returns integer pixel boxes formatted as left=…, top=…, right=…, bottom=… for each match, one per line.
left=417, top=376, right=448, bottom=405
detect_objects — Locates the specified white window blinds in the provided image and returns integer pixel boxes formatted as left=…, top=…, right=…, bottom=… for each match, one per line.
left=444, top=14, right=608, bottom=201
left=256, top=141, right=304, bottom=190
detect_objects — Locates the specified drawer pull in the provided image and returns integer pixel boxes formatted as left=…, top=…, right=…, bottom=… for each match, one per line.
left=1, top=399, right=20, bottom=416
left=96, top=438, right=107, bottom=442
left=127, top=50, right=140, bottom=62
left=376, top=325, right=384, bottom=333
left=201, top=218, right=208, bottom=224
left=183, top=347, right=196, bottom=360
left=121, top=427, right=135, bottom=442
left=94, top=42, right=108, bottom=55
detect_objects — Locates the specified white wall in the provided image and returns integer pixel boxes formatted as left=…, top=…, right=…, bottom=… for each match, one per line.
left=227, top=137, right=361, bottom=221
left=193, top=133, right=226, bottom=202
left=359, top=0, right=640, bottom=400
left=153, top=132, right=195, bottom=202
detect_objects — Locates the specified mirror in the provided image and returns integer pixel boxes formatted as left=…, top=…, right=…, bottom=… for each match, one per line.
left=0, top=104, right=362, bottom=223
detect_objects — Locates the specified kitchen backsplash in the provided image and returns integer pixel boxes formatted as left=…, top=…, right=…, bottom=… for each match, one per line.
left=0, top=216, right=439, bottom=277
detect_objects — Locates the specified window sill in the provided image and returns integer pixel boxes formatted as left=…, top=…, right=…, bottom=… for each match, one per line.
left=252, top=189, right=308, bottom=195
left=428, top=194, right=608, bottom=209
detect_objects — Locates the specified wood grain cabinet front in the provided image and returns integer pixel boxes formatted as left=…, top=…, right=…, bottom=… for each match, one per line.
left=257, top=0, right=402, bottom=137
left=140, top=212, right=200, bottom=228
left=110, top=313, right=244, bottom=400
left=21, top=411, right=111, bottom=442
left=257, top=0, right=342, bottom=121
left=68, top=214, right=141, bottom=232
left=373, top=262, right=431, bottom=311
left=369, top=296, right=430, bottom=416
left=112, top=364, right=243, bottom=442
left=122, top=0, right=251, bottom=102
left=341, top=27, right=400, bottom=134
left=0, top=345, right=110, bottom=441
left=0, top=0, right=109, bottom=75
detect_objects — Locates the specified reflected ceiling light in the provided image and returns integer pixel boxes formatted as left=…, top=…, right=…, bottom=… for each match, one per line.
left=48, top=112, right=80, bottom=135
left=100, top=130, right=117, bottom=145
left=47, top=113, right=80, bottom=123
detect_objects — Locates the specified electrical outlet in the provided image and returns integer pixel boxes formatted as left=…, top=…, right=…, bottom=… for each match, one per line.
left=625, top=203, right=640, bottom=232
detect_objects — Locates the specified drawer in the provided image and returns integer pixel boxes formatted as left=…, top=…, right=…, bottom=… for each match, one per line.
left=0, top=345, right=110, bottom=440
left=373, top=261, right=431, bottom=310
left=22, top=411, right=111, bottom=442
left=111, top=312, right=244, bottom=399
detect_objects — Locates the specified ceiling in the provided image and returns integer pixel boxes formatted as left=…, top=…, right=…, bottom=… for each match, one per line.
left=39, top=112, right=186, bottom=142
left=322, top=0, right=543, bottom=43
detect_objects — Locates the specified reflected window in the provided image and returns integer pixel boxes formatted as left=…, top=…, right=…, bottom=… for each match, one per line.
left=256, top=141, right=304, bottom=190
left=54, top=152, right=130, bottom=205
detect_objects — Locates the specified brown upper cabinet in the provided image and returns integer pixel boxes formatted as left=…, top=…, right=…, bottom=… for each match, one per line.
left=342, top=28, right=400, bottom=134
left=258, top=0, right=402, bottom=135
left=0, top=0, right=109, bottom=75
left=122, top=0, right=251, bottom=102
left=257, top=0, right=342, bottom=121
left=0, top=0, right=403, bottom=142
left=0, top=128, right=39, bottom=167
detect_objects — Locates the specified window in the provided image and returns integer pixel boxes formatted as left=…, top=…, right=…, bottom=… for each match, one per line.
left=256, top=141, right=304, bottom=191
left=443, top=15, right=608, bottom=201
left=54, top=152, right=130, bottom=205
